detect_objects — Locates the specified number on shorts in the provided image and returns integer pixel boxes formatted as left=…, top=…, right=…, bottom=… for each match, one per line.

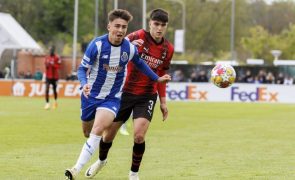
left=148, top=100, right=154, bottom=110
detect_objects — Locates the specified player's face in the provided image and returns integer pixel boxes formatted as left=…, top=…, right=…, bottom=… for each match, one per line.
left=108, top=18, right=128, bottom=45
left=149, top=20, right=168, bottom=43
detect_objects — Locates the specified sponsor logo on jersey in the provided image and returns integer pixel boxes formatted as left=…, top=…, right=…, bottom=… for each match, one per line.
left=103, top=64, right=123, bottom=72
left=140, top=53, right=163, bottom=69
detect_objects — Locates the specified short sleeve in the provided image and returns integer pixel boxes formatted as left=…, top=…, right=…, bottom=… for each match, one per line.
left=80, top=38, right=99, bottom=68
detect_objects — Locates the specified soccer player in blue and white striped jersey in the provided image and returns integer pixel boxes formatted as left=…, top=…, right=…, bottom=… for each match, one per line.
left=65, top=9, right=171, bottom=180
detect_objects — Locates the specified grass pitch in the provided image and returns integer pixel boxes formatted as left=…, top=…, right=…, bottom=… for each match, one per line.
left=1, top=96, right=295, bottom=180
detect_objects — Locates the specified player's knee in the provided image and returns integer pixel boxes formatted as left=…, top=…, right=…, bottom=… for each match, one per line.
left=104, top=133, right=115, bottom=142
left=134, top=134, right=145, bottom=143
left=91, top=126, right=104, bottom=136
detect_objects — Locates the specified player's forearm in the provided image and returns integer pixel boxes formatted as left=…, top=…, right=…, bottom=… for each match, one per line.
left=133, top=59, right=159, bottom=81
left=77, top=65, right=88, bottom=87
left=159, top=96, right=167, bottom=105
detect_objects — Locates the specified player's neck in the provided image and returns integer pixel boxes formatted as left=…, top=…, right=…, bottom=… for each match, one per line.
left=149, top=33, right=163, bottom=44
left=108, top=36, right=123, bottom=46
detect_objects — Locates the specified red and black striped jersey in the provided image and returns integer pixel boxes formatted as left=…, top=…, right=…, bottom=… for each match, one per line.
left=45, top=54, right=61, bottom=80
left=123, top=29, right=174, bottom=96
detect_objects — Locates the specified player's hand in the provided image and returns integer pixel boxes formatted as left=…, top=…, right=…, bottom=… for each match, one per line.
left=160, top=103, right=168, bottom=121
left=131, top=39, right=144, bottom=47
left=82, top=84, right=91, bottom=98
left=157, top=74, right=171, bottom=83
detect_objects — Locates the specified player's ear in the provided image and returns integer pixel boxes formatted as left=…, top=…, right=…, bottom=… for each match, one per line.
left=107, top=23, right=110, bottom=31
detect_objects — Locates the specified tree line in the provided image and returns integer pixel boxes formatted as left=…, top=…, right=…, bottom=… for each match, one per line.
left=1, top=0, right=295, bottom=64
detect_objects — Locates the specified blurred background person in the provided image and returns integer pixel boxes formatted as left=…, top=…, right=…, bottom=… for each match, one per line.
left=265, top=72, right=275, bottom=84
left=195, top=70, right=208, bottom=82
left=276, top=72, right=285, bottom=84
left=34, top=68, right=43, bottom=81
left=172, top=69, right=185, bottom=82
left=242, top=70, right=254, bottom=83
left=4, top=66, right=10, bottom=79
left=24, top=70, right=32, bottom=79
left=44, top=46, right=61, bottom=110
left=256, top=70, right=267, bottom=84
left=284, top=75, right=294, bottom=85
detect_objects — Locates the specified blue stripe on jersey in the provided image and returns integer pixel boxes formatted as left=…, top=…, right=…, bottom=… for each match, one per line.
left=109, top=40, right=131, bottom=98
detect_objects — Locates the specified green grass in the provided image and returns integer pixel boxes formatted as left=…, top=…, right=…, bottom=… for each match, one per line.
left=1, top=96, right=295, bottom=180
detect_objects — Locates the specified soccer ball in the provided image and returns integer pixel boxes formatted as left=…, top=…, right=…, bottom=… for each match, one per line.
left=210, top=64, right=236, bottom=88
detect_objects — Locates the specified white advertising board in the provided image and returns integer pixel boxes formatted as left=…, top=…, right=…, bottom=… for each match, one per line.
left=166, top=83, right=295, bottom=103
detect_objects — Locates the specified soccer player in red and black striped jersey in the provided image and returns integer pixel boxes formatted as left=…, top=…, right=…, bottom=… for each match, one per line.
left=85, top=8, right=174, bottom=180
left=44, top=46, right=61, bottom=110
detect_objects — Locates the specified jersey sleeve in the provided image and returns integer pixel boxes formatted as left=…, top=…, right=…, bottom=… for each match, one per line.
left=78, top=38, right=99, bottom=87
left=80, top=38, right=98, bottom=68
left=130, top=45, right=159, bottom=81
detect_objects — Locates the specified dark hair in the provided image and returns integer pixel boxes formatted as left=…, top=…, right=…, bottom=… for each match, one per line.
left=150, top=8, right=169, bottom=23
left=50, top=46, right=55, bottom=55
left=108, top=9, right=133, bottom=22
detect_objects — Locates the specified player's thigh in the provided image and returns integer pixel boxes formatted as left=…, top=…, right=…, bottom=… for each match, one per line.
left=133, top=94, right=157, bottom=121
left=114, top=93, right=134, bottom=123
left=103, top=121, right=123, bottom=142
left=52, top=79, right=57, bottom=88
left=91, top=109, right=116, bottom=135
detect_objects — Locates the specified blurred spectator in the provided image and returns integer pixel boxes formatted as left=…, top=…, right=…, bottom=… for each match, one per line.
left=284, top=75, right=294, bottom=85
left=0, top=71, right=3, bottom=78
left=66, top=72, right=78, bottom=81
left=34, top=68, right=43, bottom=80
left=172, top=69, right=185, bottom=82
left=18, top=71, right=25, bottom=79
left=4, top=66, right=10, bottom=79
left=276, top=72, right=284, bottom=84
left=256, top=70, right=267, bottom=83
left=242, top=70, right=254, bottom=83
left=265, top=72, right=275, bottom=84
left=24, top=71, right=33, bottom=79
left=195, top=70, right=208, bottom=82
left=190, top=71, right=198, bottom=82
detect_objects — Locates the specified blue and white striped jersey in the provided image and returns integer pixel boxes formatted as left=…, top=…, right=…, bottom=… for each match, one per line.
left=77, top=34, right=158, bottom=100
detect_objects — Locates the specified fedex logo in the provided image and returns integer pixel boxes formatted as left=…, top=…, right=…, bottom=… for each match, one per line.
left=231, top=86, right=278, bottom=102
left=167, top=85, right=208, bottom=101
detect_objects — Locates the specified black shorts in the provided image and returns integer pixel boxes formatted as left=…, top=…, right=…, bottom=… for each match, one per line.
left=46, top=78, right=58, bottom=86
left=114, top=92, right=157, bottom=123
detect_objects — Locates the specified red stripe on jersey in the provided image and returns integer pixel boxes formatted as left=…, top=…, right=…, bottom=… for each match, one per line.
left=45, top=54, right=61, bottom=80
